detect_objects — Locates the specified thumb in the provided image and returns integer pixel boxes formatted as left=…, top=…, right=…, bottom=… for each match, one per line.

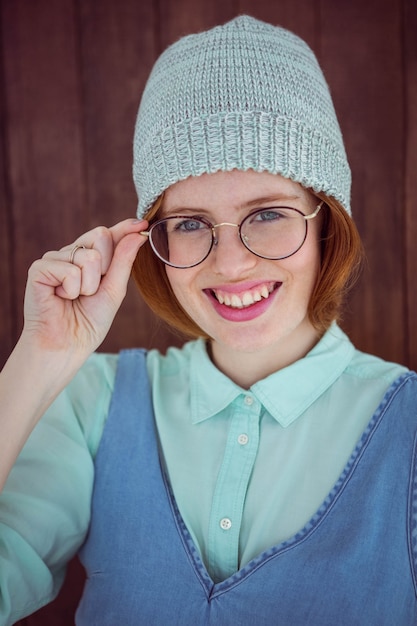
left=100, top=232, right=145, bottom=302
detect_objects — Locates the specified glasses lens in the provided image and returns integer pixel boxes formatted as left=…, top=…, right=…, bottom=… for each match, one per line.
left=149, top=216, right=213, bottom=268
left=240, top=207, right=308, bottom=259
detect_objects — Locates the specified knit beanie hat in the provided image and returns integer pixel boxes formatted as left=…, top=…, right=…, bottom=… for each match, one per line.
left=133, top=15, right=351, bottom=217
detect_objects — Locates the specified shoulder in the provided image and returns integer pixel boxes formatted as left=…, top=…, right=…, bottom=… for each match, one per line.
left=40, top=351, right=119, bottom=458
left=146, top=338, right=205, bottom=381
left=345, top=348, right=417, bottom=435
left=320, top=325, right=413, bottom=421
left=345, top=347, right=410, bottom=387
left=64, top=351, right=119, bottom=418
left=71, top=351, right=119, bottom=389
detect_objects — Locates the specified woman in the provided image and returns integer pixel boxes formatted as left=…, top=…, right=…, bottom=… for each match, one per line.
left=1, top=15, right=416, bottom=625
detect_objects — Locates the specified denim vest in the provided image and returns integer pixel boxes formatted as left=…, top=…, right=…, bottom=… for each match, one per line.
left=77, top=349, right=417, bottom=625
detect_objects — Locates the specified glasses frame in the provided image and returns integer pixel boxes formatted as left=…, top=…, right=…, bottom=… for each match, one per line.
left=140, top=201, right=323, bottom=269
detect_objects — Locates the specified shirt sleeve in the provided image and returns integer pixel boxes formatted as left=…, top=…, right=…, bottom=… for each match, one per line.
left=0, top=351, right=117, bottom=625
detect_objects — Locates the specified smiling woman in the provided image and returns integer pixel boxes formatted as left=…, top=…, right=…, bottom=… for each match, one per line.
left=1, top=14, right=417, bottom=626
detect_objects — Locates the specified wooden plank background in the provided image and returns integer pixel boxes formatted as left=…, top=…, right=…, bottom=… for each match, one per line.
left=0, top=0, right=415, bottom=623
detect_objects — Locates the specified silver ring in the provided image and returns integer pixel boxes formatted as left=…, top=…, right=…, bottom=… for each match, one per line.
left=69, top=244, right=86, bottom=264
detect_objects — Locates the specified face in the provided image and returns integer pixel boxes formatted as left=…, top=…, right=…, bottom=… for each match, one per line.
left=162, top=169, right=323, bottom=378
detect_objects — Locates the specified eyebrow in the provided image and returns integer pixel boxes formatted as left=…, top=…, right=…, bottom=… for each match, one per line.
left=162, top=194, right=303, bottom=215
left=243, top=194, right=302, bottom=209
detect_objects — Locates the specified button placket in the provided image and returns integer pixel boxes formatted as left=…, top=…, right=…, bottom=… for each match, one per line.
left=207, top=395, right=261, bottom=581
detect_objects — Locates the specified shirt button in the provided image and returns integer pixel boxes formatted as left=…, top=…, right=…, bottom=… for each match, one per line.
left=244, top=395, right=253, bottom=406
left=220, top=517, right=232, bottom=530
left=237, top=433, right=249, bottom=445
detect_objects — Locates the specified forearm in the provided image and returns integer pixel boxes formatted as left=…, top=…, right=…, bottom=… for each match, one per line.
left=0, top=371, right=95, bottom=625
left=0, top=334, right=85, bottom=491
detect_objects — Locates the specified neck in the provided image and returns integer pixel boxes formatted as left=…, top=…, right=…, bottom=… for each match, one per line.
left=209, top=323, right=322, bottom=388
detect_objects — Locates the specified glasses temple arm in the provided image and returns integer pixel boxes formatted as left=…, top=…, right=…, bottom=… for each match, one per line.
left=304, top=201, right=324, bottom=220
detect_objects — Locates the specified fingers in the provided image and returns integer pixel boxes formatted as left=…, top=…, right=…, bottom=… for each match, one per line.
left=100, top=231, right=146, bottom=302
left=40, top=218, right=148, bottom=300
left=59, top=218, right=148, bottom=275
left=29, top=258, right=82, bottom=301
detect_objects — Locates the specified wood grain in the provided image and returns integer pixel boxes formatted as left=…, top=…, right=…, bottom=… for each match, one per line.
left=404, top=0, right=417, bottom=371
left=320, top=0, right=406, bottom=364
left=1, top=0, right=87, bottom=363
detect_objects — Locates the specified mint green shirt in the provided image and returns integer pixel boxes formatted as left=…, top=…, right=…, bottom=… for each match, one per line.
left=0, top=324, right=408, bottom=623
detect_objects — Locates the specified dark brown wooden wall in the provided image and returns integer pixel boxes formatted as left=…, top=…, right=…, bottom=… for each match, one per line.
left=1, top=0, right=417, bottom=373
left=1, top=0, right=416, bottom=623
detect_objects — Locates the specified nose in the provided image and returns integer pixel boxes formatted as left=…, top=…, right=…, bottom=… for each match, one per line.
left=211, top=222, right=239, bottom=246
left=210, top=222, right=257, bottom=276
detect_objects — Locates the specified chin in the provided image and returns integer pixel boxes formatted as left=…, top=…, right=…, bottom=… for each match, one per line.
left=209, top=312, right=317, bottom=355
left=209, top=322, right=289, bottom=353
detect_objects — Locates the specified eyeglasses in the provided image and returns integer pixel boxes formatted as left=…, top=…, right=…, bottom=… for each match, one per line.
left=140, top=202, right=323, bottom=269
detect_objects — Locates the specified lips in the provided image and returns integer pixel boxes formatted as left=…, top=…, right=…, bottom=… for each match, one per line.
left=204, top=281, right=280, bottom=322
left=211, top=281, right=277, bottom=309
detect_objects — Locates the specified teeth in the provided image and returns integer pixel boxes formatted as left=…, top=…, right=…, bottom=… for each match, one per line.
left=213, top=283, right=276, bottom=309
left=231, top=294, right=242, bottom=308
left=260, top=285, right=269, bottom=299
left=242, top=292, right=255, bottom=306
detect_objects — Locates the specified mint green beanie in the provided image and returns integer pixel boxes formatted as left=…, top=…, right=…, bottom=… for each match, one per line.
left=133, top=15, right=351, bottom=217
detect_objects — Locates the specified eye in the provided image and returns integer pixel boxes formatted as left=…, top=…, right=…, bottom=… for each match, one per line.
left=250, top=208, right=289, bottom=222
left=174, top=217, right=208, bottom=232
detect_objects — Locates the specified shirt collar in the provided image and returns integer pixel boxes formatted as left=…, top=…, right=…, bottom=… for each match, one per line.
left=252, top=324, right=355, bottom=426
left=189, top=324, right=355, bottom=427
left=189, top=339, right=243, bottom=423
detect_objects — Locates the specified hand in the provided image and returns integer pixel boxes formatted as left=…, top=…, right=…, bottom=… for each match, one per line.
left=22, top=218, right=148, bottom=358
